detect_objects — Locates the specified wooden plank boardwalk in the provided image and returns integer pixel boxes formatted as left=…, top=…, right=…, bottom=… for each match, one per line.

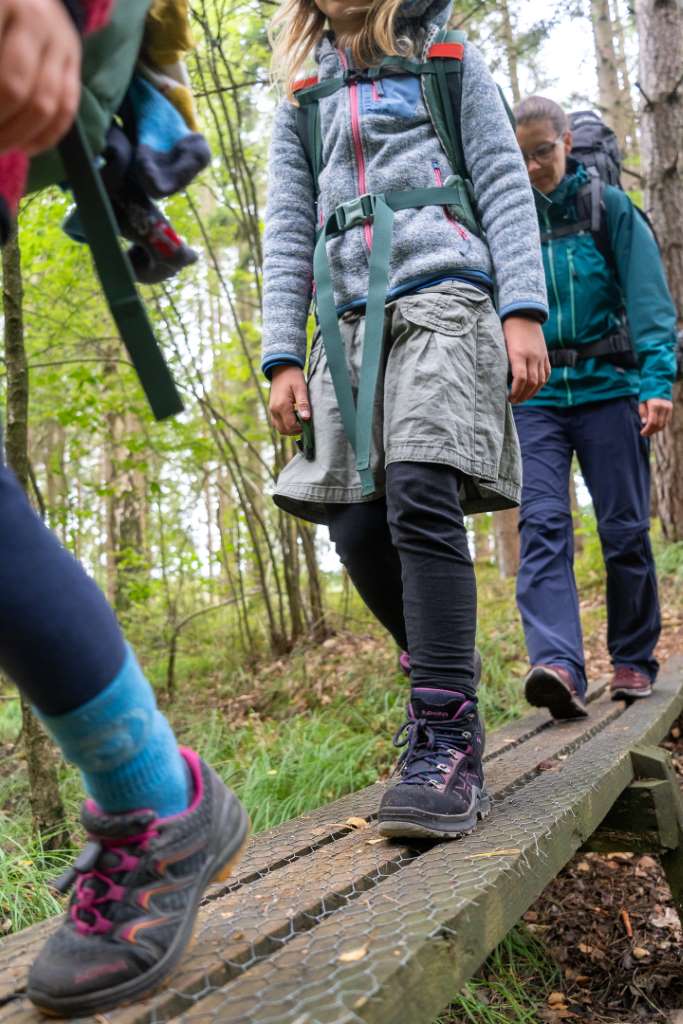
left=1, top=655, right=682, bottom=1024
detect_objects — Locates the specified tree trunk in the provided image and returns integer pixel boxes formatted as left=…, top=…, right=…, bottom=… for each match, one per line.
left=590, top=0, right=629, bottom=151
left=2, top=230, right=68, bottom=849
left=499, top=0, right=522, bottom=105
left=609, top=0, right=637, bottom=156
left=637, top=0, right=683, bottom=540
left=299, top=523, right=329, bottom=642
left=493, top=508, right=520, bottom=579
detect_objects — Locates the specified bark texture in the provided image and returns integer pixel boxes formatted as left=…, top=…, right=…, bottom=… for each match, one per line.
left=2, top=230, right=68, bottom=849
left=493, top=508, right=520, bottom=579
left=591, top=0, right=629, bottom=151
left=637, top=0, right=683, bottom=540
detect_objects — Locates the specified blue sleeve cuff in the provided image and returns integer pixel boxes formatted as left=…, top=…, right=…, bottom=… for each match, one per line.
left=499, top=301, right=549, bottom=324
left=262, top=355, right=305, bottom=381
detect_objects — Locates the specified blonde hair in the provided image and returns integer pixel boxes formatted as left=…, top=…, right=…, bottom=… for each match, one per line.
left=270, top=0, right=412, bottom=99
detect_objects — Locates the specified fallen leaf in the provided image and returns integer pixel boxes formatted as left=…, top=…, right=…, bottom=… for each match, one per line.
left=632, top=946, right=649, bottom=960
left=672, top=725, right=681, bottom=739
left=638, top=855, right=657, bottom=871
left=650, top=907, right=680, bottom=930
left=339, top=945, right=368, bottom=962
left=345, top=816, right=369, bottom=829
left=536, top=759, right=561, bottom=772
left=523, top=910, right=539, bottom=923
left=577, top=861, right=590, bottom=873
left=548, top=991, right=567, bottom=1007
left=578, top=943, right=593, bottom=955
left=366, top=837, right=385, bottom=845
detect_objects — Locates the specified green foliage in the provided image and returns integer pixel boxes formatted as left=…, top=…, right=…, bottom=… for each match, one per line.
left=439, top=926, right=560, bottom=1023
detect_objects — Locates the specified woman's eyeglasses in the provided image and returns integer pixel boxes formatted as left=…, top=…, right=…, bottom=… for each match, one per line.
left=522, top=137, right=564, bottom=166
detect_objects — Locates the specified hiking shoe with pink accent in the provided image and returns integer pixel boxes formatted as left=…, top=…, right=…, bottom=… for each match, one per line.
left=378, top=688, right=490, bottom=840
left=524, top=664, right=588, bottom=721
left=27, top=748, right=249, bottom=1018
left=610, top=666, right=653, bottom=703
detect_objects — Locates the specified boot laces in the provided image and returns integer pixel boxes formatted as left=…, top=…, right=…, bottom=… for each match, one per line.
left=392, top=705, right=476, bottom=787
left=51, top=828, right=158, bottom=936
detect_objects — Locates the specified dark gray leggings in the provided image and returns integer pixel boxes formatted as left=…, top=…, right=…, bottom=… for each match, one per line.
left=327, top=462, right=477, bottom=698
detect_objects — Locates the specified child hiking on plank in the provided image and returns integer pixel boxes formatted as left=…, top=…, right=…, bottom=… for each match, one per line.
left=0, top=1, right=248, bottom=1015
left=263, top=0, right=550, bottom=839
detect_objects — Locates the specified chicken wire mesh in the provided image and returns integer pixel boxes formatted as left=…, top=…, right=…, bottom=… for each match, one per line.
left=0, top=665, right=681, bottom=1024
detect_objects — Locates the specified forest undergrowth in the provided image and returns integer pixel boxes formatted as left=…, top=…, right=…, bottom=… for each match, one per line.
left=1, top=521, right=683, bottom=1023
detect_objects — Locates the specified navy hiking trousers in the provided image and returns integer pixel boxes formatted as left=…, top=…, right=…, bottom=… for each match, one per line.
left=0, top=457, right=126, bottom=715
left=513, top=397, right=660, bottom=693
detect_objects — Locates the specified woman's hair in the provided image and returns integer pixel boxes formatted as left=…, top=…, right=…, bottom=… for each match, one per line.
left=270, top=0, right=412, bottom=98
left=514, top=95, right=569, bottom=136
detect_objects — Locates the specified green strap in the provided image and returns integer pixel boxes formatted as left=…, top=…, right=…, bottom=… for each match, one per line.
left=297, top=57, right=448, bottom=106
left=314, top=186, right=463, bottom=496
left=58, top=121, right=184, bottom=422
left=355, top=197, right=394, bottom=494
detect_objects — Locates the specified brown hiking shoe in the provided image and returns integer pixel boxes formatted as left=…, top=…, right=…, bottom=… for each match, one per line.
left=524, top=664, right=588, bottom=721
left=610, top=666, right=653, bottom=703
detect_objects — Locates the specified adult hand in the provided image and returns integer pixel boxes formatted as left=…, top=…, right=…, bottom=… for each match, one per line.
left=269, top=365, right=311, bottom=436
left=0, top=0, right=81, bottom=157
left=639, top=398, right=673, bottom=437
left=503, top=317, right=551, bottom=404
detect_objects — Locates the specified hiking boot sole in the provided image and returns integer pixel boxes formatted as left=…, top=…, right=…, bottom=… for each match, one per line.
left=28, top=804, right=250, bottom=1018
left=611, top=684, right=653, bottom=704
left=377, top=788, right=492, bottom=841
left=525, top=668, right=588, bottom=721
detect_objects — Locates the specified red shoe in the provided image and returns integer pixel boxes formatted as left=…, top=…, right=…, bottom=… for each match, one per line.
left=524, top=664, right=588, bottom=721
left=610, top=666, right=653, bottom=703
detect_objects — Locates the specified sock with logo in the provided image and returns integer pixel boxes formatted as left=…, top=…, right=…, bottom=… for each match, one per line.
left=36, top=647, right=190, bottom=817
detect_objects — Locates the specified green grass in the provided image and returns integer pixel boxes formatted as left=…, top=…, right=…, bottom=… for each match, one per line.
left=439, top=927, right=561, bottom=1024
left=1, top=512, right=679, bottom=945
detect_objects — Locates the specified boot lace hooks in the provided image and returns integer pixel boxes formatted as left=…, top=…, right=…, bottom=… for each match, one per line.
left=391, top=711, right=475, bottom=786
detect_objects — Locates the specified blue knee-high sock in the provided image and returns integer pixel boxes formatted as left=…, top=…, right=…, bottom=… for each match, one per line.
left=36, top=647, right=189, bottom=817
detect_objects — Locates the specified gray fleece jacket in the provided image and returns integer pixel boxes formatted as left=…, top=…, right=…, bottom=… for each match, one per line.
left=261, top=0, right=548, bottom=377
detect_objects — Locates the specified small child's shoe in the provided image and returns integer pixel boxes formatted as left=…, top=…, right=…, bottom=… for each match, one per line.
left=28, top=748, right=249, bottom=1018
left=378, top=688, right=490, bottom=840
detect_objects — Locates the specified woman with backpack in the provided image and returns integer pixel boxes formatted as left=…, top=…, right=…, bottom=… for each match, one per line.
left=263, top=0, right=550, bottom=839
left=0, top=0, right=248, bottom=1015
left=513, top=95, right=677, bottom=720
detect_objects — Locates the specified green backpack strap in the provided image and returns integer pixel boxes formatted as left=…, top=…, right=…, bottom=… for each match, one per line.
left=421, top=29, right=481, bottom=237
left=58, top=122, right=184, bottom=422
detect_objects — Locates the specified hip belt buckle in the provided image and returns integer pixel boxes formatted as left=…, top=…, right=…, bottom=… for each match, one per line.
left=335, top=193, right=377, bottom=232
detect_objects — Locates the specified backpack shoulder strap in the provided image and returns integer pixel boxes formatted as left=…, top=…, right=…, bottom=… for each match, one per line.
left=292, top=76, right=328, bottom=195
left=576, top=168, right=615, bottom=270
left=423, top=29, right=467, bottom=182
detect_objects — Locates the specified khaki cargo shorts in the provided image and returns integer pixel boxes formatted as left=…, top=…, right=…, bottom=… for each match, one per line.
left=273, top=281, right=522, bottom=525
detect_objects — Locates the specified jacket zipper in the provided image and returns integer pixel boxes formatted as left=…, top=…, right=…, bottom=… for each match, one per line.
left=544, top=210, right=572, bottom=405
left=567, top=248, right=577, bottom=340
left=432, top=161, right=469, bottom=240
left=338, top=50, right=373, bottom=251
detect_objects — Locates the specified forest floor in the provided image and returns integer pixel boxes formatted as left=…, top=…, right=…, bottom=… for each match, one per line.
left=1, top=529, right=683, bottom=1022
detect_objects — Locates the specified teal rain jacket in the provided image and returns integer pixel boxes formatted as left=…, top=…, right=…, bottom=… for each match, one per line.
left=527, top=161, right=677, bottom=408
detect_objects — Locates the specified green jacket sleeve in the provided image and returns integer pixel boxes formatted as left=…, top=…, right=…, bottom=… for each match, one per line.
left=605, top=186, right=677, bottom=402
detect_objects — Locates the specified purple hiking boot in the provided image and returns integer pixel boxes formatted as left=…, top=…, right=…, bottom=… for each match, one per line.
left=378, top=689, right=490, bottom=840
left=28, top=748, right=249, bottom=1018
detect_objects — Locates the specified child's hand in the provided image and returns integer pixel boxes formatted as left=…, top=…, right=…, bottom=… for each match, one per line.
left=503, top=317, right=551, bottom=404
left=0, top=0, right=81, bottom=157
left=269, top=365, right=311, bottom=436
